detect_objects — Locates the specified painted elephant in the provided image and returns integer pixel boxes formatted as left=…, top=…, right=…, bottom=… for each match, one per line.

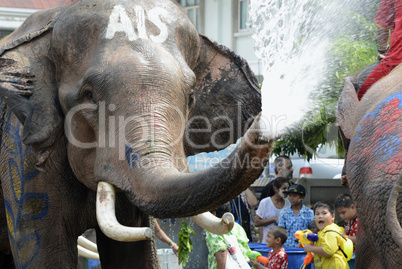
left=337, top=64, right=402, bottom=268
left=0, top=0, right=274, bottom=268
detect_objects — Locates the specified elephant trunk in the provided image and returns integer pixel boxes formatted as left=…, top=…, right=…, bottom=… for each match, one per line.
left=128, top=114, right=273, bottom=218
left=386, top=173, right=402, bottom=249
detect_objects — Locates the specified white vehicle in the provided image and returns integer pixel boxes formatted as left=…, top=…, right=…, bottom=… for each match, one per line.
left=265, top=144, right=344, bottom=180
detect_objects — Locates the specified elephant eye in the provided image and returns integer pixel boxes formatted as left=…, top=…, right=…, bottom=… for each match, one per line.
left=81, top=87, right=96, bottom=103
left=85, top=90, right=93, bottom=100
left=188, top=89, right=195, bottom=110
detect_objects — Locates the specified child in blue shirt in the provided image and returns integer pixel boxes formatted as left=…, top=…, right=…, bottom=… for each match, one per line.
left=278, top=184, right=314, bottom=248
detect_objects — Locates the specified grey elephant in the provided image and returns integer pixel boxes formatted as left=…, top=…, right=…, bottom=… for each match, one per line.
left=337, top=63, right=402, bottom=268
left=0, top=0, right=274, bottom=268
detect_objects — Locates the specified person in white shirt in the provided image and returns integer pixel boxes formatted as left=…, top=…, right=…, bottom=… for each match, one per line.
left=255, top=177, right=290, bottom=243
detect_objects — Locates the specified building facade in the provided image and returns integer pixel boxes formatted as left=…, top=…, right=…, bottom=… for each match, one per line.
left=179, top=0, right=262, bottom=81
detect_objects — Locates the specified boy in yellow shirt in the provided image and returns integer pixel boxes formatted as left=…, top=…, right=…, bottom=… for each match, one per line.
left=304, top=201, right=349, bottom=269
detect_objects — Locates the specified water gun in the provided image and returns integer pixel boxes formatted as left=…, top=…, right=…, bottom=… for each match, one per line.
left=294, top=229, right=319, bottom=268
left=249, top=250, right=269, bottom=268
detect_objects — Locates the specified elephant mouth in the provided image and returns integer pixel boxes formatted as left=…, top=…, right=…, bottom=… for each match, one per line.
left=96, top=181, right=235, bottom=242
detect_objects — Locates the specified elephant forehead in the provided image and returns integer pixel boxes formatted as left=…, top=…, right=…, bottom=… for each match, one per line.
left=52, top=0, right=194, bottom=71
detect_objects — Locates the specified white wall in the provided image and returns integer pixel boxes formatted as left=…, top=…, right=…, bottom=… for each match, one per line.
left=0, top=7, right=37, bottom=30
left=202, top=0, right=262, bottom=80
left=235, top=32, right=262, bottom=80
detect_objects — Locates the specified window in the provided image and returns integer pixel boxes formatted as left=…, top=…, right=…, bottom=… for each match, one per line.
left=239, top=0, right=250, bottom=30
left=179, top=0, right=200, bottom=31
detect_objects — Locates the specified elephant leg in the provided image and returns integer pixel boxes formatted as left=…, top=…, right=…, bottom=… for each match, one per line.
left=96, top=194, right=159, bottom=269
left=2, top=182, right=79, bottom=268
left=0, top=121, right=96, bottom=268
left=2, top=181, right=95, bottom=269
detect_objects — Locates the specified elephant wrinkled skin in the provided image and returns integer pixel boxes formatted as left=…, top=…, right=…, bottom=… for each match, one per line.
left=0, top=0, right=274, bottom=268
left=337, top=64, right=402, bottom=268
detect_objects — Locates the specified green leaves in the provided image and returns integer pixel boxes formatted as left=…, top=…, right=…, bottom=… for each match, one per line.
left=330, top=34, right=377, bottom=85
left=177, top=220, right=195, bottom=267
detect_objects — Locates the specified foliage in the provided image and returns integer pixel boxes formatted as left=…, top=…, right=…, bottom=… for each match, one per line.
left=272, top=9, right=378, bottom=160
left=177, top=219, right=195, bottom=267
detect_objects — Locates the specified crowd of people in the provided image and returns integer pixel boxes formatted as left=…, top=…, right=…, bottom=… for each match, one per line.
left=201, top=154, right=361, bottom=269
left=203, top=187, right=359, bottom=269
left=160, top=154, right=360, bottom=269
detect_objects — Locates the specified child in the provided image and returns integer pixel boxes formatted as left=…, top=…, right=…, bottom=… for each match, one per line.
left=278, top=184, right=314, bottom=248
left=334, top=193, right=360, bottom=247
left=304, top=201, right=349, bottom=269
left=249, top=226, right=288, bottom=269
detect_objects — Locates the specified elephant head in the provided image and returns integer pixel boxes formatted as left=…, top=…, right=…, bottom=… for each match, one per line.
left=337, top=64, right=402, bottom=268
left=0, top=0, right=273, bottom=267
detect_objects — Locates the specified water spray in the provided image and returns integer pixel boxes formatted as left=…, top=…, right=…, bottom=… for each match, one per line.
left=249, top=0, right=351, bottom=138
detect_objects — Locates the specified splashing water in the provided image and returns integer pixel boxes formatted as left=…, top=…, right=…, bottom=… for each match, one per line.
left=250, top=0, right=351, bottom=138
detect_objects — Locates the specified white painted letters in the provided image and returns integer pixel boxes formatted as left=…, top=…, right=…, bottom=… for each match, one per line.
left=105, top=5, right=169, bottom=43
left=105, top=5, right=137, bottom=41
left=135, top=6, right=148, bottom=40
left=148, top=8, right=169, bottom=44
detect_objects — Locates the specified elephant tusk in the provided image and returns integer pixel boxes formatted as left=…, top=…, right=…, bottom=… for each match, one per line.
left=78, top=236, right=98, bottom=253
left=77, top=245, right=100, bottom=260
left=96, top=181, right=152, bottom=242
left=191, top=212, right=234, bottom=235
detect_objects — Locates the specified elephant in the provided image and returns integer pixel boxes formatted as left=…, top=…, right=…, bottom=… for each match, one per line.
left=337, top=63, right=402, bottom=268
left=0, top=0, right=275, bottom=268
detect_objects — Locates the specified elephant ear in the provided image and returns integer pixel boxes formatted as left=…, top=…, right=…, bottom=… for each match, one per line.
left=184, top=35, right=261, bottom=156
left=0, top=6, right=68, bottom=161
left=336, top=76, right=359, bottom=140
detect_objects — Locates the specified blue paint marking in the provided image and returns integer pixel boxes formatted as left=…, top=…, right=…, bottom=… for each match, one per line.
left=1, top=108, right=44, bottom=268
left=20, top=193, right=49, bottom=221
left=4, top=200, right=16, bottom=240
left=351, top=93, right=402, bottom=177
left=377, top=135, right=398, bottom=160
left=354, top=93, right=402, bottom=143
left=356, top=93, right=402, bottom=135
left=362, top=93, right=402, bottom=122
left=2, top=113, right=22, bottom=157
left=8, top=158, right=24, bottom=204
left=125, top=144, right=140, bottom=169
left=17, top=233, right=41, bottom=269
left=23, top=147, right=39, bottom=181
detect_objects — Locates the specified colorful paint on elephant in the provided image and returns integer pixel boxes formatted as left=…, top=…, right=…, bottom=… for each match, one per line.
left=125, top=144, right=140, bottom=169
left=1, top=108, right=47, bottom=268
left=348, top=93, right=402, bottom=181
